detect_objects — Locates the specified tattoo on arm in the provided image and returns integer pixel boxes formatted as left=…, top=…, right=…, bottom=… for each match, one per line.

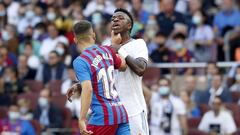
left=125, top=56, right=147, bottom=76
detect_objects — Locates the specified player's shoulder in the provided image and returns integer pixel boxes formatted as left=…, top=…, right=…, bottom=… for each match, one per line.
left=133, top=38, right=146, bottom=44
left=73, top=56, right=88, bottom=67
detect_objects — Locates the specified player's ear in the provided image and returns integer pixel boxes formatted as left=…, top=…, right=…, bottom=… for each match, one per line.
left=92, top=32, right=96, bottom=41
left=73, top=37, right=78, bottom=44
left=127, top=22, right=131, bottom=31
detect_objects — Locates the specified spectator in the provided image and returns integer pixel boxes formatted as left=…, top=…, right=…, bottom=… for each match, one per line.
left=230, top=65, right=240, bottom=91
left=0, top=78, right=11, bottom=107
left=199, top=74, right=232, bottom=105
left=179, top=90, right=201, bottom=118
left=170, top=33, right=194, bottom=63
left=83, top=0, right=115, bottom=18
left=33, top=22, right=48, bottom=42
left=17, top=98, right=33, bottom=120
left=198, top=96, right=237, bottom=134
left=150, top=78, right=188, bottom=135
left=0, top=50, right=6, bottom=76
left=39, top=23, right=68, bottom=61
left=18, top=27, right=41, bottom=57
left=144, top=15, right=159, bottom=45
left=22, top=42, right=41, bottom=69
left=156, top=0, right=185, bottom=36
left=17, top=55, right=36, bottom=81
left=46, top=6, right=58, bottom=23
left=213, top=0, right=240, bottom=36
left=33, top=89, right=63, bottom=131
left=0, top=45, right=17, bottom=66
left=0, top=104, right=35, bottom=135
left=61, top=66, right=77, bottom=95
left=213, top=0, right=240, bottom=61
left=0, top=2, right=7, bottom=30
left=17, top=5, right=41, bottom=34
left=2, top=24, right=19, bottom=55
left=3, top=0, right=20, bottom=25
left=150, top=31, right=171, bottom=63
left=55, top=41, right=72, bottom=66
left=131, top=0, right=150, bottom=25
left=36, top=50, right=68, bottom=85
left=169, top=33, right=194, bottom=74
left=206, top=61, right=220, bottom=87
left=3, top=66, right=26, bottom=94
left=185, top=0, right=203, bottom=28
left=188, top=10, right=215, bottom=62
left=183, top=75, right=202, bottom=106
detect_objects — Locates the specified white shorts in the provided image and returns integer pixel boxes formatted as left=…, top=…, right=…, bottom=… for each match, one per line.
left=129, top=111, right=149, bottom=135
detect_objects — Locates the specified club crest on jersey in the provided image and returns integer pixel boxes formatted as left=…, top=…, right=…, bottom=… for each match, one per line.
left=91, top=53, right=113, bottom=68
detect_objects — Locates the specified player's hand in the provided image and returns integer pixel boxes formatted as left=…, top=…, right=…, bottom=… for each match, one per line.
left=66, top=83, right=81, bottom=102
left=111, top=30, right=122, bottom=45
left=79, top=120, right=93, bottom=135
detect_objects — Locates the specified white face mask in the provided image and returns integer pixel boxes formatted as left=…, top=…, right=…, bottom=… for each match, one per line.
left=25, top=10, right=35, bottom=19
left=47, top=12, right=56, bottom=21
left=33, top=30, right=41, bottom=39
left=38, top=97, right=49, bottom=107
left=175, top=42, right=183, bottom=50
left=158, top=86, right=170, bottom=96
left=9, top=112, right=20, bottom=120
left=55, top=47, right=65, bottom=56
left=192, top=15, right=202, bottom=25
left=236, top=74, right=240, bottom=81
left=2, top=30, right=10, bottom=41
left=0, top=10, right=6, bottom=17
left=20, top=107, right=28, bottom=114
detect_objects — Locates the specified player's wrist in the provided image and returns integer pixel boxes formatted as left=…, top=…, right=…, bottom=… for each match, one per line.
left=118, top=47, right=128, bottom=59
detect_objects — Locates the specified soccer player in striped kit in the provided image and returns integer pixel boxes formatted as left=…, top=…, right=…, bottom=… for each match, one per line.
left=70, top=20, right=130, bottom=135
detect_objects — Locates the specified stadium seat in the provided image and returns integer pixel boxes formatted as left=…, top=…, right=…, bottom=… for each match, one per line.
left=143, top=67, right=160, bottom=87
left=0, top=107, right=7, bottom=119
left=30, top=119, right=41, bottom=135
left=48, top=80, right=63, bottom=96
left=187, top=117, right=201, bottom=129
left=17, top=93, right=39, bottom=110
left=224, top=103, right=240, bottom=127
left=188, top=129, right=208, bottom=135
left=231, top=91, right=240, bottom=103
left=61, top=107, right=72, bottom=128
left=71, top=119, right=80, bottom=135
left=51, top=95, right=67, bottom=109
left=199, top=104, right=210, bottom=116
left=24, top=80, right=44, bottom=93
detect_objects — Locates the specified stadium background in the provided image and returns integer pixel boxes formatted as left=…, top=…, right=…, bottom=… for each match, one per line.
left=0, top=0, right=240, bottom=134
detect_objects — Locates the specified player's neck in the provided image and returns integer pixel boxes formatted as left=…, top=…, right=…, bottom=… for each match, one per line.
left=121, top=33, right=131, bottom=44
left=78, top=42, right=94, bottom=51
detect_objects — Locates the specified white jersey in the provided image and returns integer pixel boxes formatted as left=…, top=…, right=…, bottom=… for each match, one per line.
left=198, top=110, right=237, bottom=134
left=114, top=39, right=148, bottom=117
left=150, top=94, right=186, bottom=135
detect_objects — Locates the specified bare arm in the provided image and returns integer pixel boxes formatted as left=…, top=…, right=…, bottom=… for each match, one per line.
left=79, top=80, right=93, bottom=121
left=125, top=56, right=147, bottom=76
left=178, top=115, right=188, bottom=135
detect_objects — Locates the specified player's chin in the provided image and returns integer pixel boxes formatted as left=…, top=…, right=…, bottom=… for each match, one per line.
left=112, top=28, right=122, bottom=34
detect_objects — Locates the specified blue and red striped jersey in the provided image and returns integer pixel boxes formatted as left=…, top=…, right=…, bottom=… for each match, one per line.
left=73, top=45, right=128, bottom=126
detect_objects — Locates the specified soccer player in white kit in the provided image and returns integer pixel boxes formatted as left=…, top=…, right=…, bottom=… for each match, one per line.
left=111, top=9, right=149, bottom=135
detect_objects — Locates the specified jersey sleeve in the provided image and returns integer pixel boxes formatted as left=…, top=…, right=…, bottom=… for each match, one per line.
left=73, top=57, right=91, bottom=83
left=106, top=46, right=122, bottom=69
left=133, top=39, right=148, bottom=61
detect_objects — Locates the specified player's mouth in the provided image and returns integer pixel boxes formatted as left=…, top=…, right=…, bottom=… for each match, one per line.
left=112, top=23, right=121, bottom=30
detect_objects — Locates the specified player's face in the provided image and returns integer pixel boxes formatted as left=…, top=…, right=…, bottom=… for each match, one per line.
left=111, top=12, right=131, bottom=34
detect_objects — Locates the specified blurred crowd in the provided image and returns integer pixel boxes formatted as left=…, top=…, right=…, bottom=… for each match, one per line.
left=0, top=0, right=240, bottom=134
